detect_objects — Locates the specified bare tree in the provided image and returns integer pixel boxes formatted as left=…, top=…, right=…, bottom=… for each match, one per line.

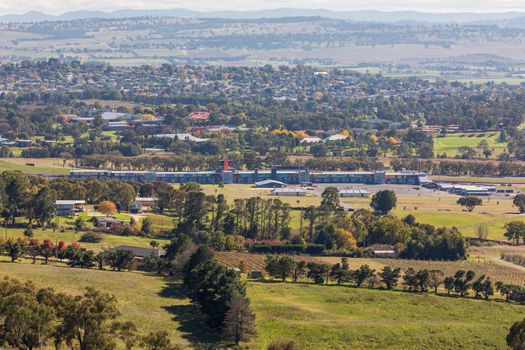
left=224, top=296, right=257, bottom=345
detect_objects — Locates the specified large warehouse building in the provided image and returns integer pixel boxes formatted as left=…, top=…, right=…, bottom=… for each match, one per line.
left=69, top=164, right=429, bottom=186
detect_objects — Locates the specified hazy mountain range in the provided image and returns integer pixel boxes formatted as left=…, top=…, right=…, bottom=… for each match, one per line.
left=2, top=8, right=525, bottom=24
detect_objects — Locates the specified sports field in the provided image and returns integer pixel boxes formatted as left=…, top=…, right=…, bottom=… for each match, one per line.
left=0, top=157, right=72, bottom=174
left=433, top=132, right=507, bottom=158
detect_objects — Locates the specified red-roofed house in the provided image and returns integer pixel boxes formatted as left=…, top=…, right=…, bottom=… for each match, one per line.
left=188, top=112, right=210, bottom=121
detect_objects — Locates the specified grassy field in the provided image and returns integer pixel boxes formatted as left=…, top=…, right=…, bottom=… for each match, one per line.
left=433, top=132, right=507, bottom=158
left=2, top=260, right=525, bottom=350
left=0, top=157, right=72, bottom=174
left=3, top=227, right=164, bottom=251
left=0, top=260, right=192, bottom=347
left=249, top=282, right=525, bottom=350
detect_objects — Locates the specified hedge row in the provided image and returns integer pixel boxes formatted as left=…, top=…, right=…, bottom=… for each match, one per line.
left=249, top=244, right=325, bottom=255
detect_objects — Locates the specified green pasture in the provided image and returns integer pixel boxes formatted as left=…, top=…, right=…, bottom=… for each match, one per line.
left=3, top=261, right=525, bottom=349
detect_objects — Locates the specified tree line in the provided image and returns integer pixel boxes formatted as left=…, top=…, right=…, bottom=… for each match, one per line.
left=264, top=256, right=525, bottom=303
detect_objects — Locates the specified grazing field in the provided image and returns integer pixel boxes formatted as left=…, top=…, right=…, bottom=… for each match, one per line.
left=248, top=281, right=525, bottom=350
left=433, top=132, right=507, bottom=158
left=3, top=259, right=525, bottom=350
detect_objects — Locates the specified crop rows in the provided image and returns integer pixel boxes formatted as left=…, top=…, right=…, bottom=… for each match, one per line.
left=215, top=252, right=525, bottom=285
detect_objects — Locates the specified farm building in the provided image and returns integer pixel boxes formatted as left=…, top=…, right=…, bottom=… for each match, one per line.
left=128, top=202, right=143, bottom=214
left=254, top=179, right=287, bottom=188
left=54, top=200, right=86, bottom=217
left=368, top=244, right=397, bottom=258
left=188, top=112, right=210, bottom=121
left=93, top=217, right=127, bottom=228
left=339, top=189, right=370, bottom=198
left=107, top=245, right=165, bottom=260
left=272, top=188, right=307, bottom=196
left=134, top=197, right=158, bottom=207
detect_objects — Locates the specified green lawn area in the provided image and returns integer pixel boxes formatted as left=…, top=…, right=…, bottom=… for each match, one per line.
left=0, top=158, right=72, bottom=174
left=434, top=132, right=507, bottom=158
left=3, top=261, right=525, bottom=350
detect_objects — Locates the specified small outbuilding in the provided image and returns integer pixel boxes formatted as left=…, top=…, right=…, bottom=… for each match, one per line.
left=249, top=270, right=264, bottom=279
left=128, top=202, right=143, bottom=214
left=368, top=244, right=397, bottom=258
left=107, top=245, right=165, bottom=261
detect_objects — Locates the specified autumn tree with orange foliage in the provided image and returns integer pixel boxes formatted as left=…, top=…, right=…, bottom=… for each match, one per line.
left=99, top=200, right=117, bottom=217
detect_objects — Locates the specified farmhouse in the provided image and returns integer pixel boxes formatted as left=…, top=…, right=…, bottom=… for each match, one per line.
left=54, top=200, right=86, bottom=217
left=94, top=217, right=127, bottom=228
left=108, top=245, right=165, bottom=260
left=134, top=197, right=158, bottom=207
left=188, top=112, right=210, bottom=121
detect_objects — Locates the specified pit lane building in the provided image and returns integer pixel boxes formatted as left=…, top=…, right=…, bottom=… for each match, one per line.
left=70, top=162, right=429, bottom=186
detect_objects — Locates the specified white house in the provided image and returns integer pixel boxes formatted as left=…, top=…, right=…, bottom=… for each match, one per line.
left=55, top=200, right=86, bottom=217
left=325, top=134, right=348, bottom=142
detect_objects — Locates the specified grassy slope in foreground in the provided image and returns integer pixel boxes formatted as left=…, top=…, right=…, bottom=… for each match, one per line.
left=3, top=260, right=525, bottom=350
left=249, top=281, right=525, bottom=350
left=0, top=259, right=189, bottom=345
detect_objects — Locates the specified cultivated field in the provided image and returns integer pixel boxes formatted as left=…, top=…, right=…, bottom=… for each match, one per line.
left=215, top=252, right=525, bottom=285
